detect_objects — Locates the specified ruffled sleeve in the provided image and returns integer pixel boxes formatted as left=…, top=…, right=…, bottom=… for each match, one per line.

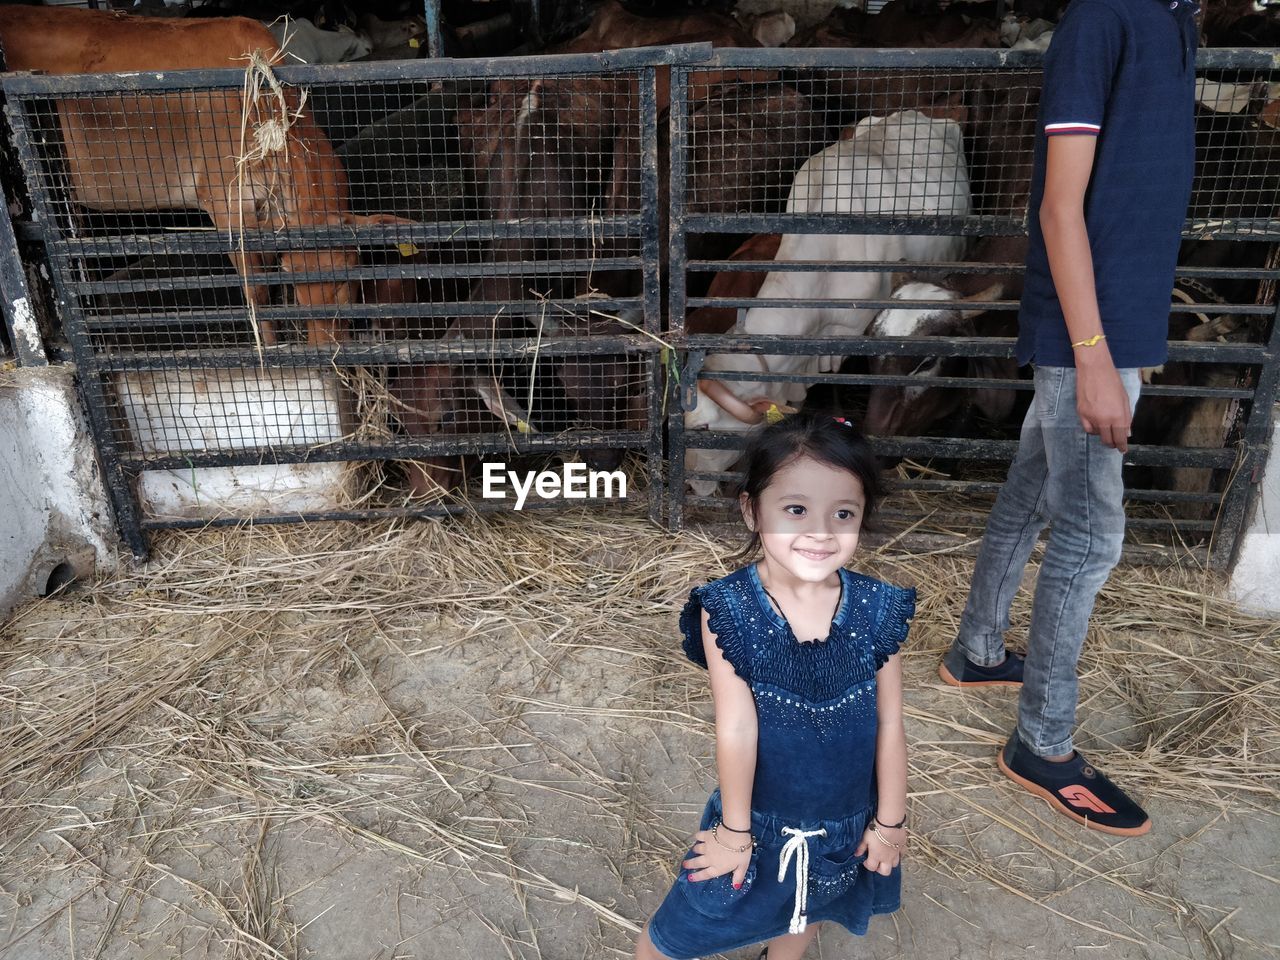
left=679, top=580, right=752, bottom=683
left=872, top=583, right=916, bottom=670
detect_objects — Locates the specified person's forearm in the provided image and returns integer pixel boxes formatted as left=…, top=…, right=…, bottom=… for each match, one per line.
left=716, top=726, right=758, bottom=832
left=1040, top=199, right=1113, bottom=366
left=874, top=718, right=908, bottom=823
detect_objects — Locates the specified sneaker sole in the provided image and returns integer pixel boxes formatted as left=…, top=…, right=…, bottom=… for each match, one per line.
left=996, top=749, right=1152, bottom=837
left=937, top=661, right=1023, bottom=689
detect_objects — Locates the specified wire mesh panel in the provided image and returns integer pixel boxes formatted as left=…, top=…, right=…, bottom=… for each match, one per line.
left=2, top=50, right=669, bottom=555
left=668, top=48, right=1280, bottom=568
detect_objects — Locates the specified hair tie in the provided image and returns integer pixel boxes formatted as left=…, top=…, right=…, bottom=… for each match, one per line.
left=832, top=417, right=853, bottom=428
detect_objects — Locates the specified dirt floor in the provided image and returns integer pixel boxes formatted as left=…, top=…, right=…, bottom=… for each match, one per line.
left=1, top=514, right=1277, bottom=960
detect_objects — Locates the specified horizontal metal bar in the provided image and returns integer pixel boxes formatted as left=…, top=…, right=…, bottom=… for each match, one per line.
left=683, top=214, right=1027, bottom=237
left=69, top=258, right=643, bottom=296
left=48, top=218, right=642, bottom=257
left=683, top=430, right=1245, bottom=468
left=683, top=46, right=1277, bottom=70
left=681, top=333, right=1269, bottom=364
left=96, top=334, right=658, bottom=370
left=81, top=296, right=647, bottom=329
left=690, top=294, right=1273, bottom=316
left=0, top=43, right=711, bottom=96
left=688, top=259, right=1280, bottom=282
left=138, top=494, right=650, bottom=529
left=690, top=295, right=1012, bottom=312
left=688, top=258, right=1025, bottom=275
left=9, top=44, right=1265, bottom=100
left=698, top=367, right=1252, bottom=399
left=121, top=430, right=652, bottom=471
left=681, top=214, right=1280, bottom=241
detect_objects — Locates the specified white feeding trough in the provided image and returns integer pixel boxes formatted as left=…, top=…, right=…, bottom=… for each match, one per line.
left=117, top=368, right=351, bottom=520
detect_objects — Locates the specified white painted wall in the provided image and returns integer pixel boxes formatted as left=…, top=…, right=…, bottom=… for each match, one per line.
left=0, top=365, right=117, bottom=619
left=1229, top=404, right=1280, bottom=615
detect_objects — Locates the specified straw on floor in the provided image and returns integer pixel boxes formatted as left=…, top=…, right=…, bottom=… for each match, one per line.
left=1, top=514, right=1276, bottom=958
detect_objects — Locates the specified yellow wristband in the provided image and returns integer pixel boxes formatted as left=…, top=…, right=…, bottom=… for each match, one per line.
left=1071, top=333, right=1106, bottom=349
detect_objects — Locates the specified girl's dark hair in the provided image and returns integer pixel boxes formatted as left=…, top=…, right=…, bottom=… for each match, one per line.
left=730, top=411, right=886, bottom=563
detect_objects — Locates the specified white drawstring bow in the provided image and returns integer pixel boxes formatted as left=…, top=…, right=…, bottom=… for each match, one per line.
left=778, top=826, right=828, bottom=934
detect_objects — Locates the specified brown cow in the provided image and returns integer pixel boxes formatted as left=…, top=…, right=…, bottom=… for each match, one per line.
left=863, top=278, right=1014, bottom=438
left=798, top=0, right=1003, bottom=49
left=686, top=233, right=782, bottom=335
left=0, top=6, right=380, bottom=345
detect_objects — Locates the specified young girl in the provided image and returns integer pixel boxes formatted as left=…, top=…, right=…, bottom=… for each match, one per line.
left=636, top=412, right=914, bottom=960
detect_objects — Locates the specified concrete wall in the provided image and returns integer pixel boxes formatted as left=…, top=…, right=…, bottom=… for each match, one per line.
left=0, top=364, right=116, bottom=620
left=1229, top=404, right=1280, bottom=614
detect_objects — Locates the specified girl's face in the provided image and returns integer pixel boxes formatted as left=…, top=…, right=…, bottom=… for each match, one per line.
left=741, top=454, right=865, bottom=585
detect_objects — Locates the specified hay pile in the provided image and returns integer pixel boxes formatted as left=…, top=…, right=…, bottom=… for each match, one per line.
left=1, top=515, right=1277, bottom=959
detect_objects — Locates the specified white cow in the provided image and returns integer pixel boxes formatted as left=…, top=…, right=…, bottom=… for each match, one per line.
left=685, top=109, right=972, bottom=495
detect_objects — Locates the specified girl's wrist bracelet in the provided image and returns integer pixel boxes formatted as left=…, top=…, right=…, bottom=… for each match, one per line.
left=875, top=814, right=907, bottom=830
left=871, top=824, right=902, bottom=850
left=719, top=820, right=752, bottom=834
left=711, top=822, right=755, bottom=853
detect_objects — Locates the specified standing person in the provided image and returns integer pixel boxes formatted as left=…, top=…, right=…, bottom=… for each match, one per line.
left=939, top=0, right=1200, bottom=836
left=635, top=413, right=916, bottom=960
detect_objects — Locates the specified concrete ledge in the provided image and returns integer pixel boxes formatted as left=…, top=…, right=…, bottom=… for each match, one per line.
left=0, top=364, right=117, bottom=619
left=1229, top=403, right=1280, bottom=615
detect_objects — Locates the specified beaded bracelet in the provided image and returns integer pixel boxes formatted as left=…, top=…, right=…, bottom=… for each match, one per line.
left=711, top=821, right=756, bottom=853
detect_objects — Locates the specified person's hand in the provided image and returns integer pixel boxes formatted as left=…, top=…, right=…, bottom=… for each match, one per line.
left=683, top=827, right=754, bottom=888
left=1075, top=350, right=1132, bottom=452
left=856, top=824, right=904, bottom=875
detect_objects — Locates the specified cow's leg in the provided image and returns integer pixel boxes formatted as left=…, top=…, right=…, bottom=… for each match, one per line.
left=201, top=185, right=278, bottom=345
left=282, top=248, right=353, bottom=346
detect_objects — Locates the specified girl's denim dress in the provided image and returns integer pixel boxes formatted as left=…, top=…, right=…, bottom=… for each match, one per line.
left=648, top=564, right=915, bottom=960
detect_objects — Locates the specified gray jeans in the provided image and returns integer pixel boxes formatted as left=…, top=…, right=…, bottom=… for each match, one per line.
left=947, top=365, right=1142, bottom=757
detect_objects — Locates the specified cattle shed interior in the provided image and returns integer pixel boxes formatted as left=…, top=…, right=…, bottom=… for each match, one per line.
left=1, top=0, right=1280, bottom=572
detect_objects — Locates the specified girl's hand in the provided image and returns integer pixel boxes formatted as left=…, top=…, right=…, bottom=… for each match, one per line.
left=855, top=824, right=905, bottom=876
left=683, top=828, right=753, bottom=888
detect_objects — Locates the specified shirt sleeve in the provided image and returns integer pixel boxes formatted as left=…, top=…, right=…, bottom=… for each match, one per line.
left=872, top=583, right=917, bottom=671
left=1040, top=1, right=1126, bottom=137
left=679, top=581, right=752, bottom=683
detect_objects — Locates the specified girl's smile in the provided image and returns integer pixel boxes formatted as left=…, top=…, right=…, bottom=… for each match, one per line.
left=742, top=454, right=866, bottom=591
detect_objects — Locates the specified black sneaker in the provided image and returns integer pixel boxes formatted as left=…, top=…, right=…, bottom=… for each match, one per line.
left=938, top=648, right=1025, bottom=688
left=997, top=734, right=1152, bottom=836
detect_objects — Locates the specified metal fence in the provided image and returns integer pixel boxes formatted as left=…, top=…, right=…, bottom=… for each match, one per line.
left=3, top=44, right=1278, bottom=567
left=667, top=47, right=1280, bottom=568
left=2, top=48, right=673, bottom=556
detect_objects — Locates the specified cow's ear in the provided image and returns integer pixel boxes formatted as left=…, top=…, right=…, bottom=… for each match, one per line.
left=922, top=91, right=969, bottom=126
left=959, top=283, right=1004, bottom=320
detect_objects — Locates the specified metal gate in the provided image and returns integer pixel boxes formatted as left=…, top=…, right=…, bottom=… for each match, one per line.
left=5, top=45, right=1279, bottom=567
left=1, top=48, right=672, bottom=556
left=667, top=47, right=1280, bottom=568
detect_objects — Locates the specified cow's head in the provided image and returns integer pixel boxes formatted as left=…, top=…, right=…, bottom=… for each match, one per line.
left=864, top=280, right=1011, bottom=437
left=388, top=365, right=536, bottom=496
left=538, top=305, right=649, bottom=471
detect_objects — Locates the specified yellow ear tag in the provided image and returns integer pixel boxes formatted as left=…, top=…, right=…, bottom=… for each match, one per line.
left=409, top=37, right=421, bottom=48
left=515, top=419, right=532, bottom=435
left=764, top=403, right=786, bottom=425
left=397, top=242, right=420, bottom=257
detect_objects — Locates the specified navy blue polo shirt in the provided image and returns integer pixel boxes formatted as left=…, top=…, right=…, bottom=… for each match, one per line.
left=1017, top=0, right=1199, bottom=368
